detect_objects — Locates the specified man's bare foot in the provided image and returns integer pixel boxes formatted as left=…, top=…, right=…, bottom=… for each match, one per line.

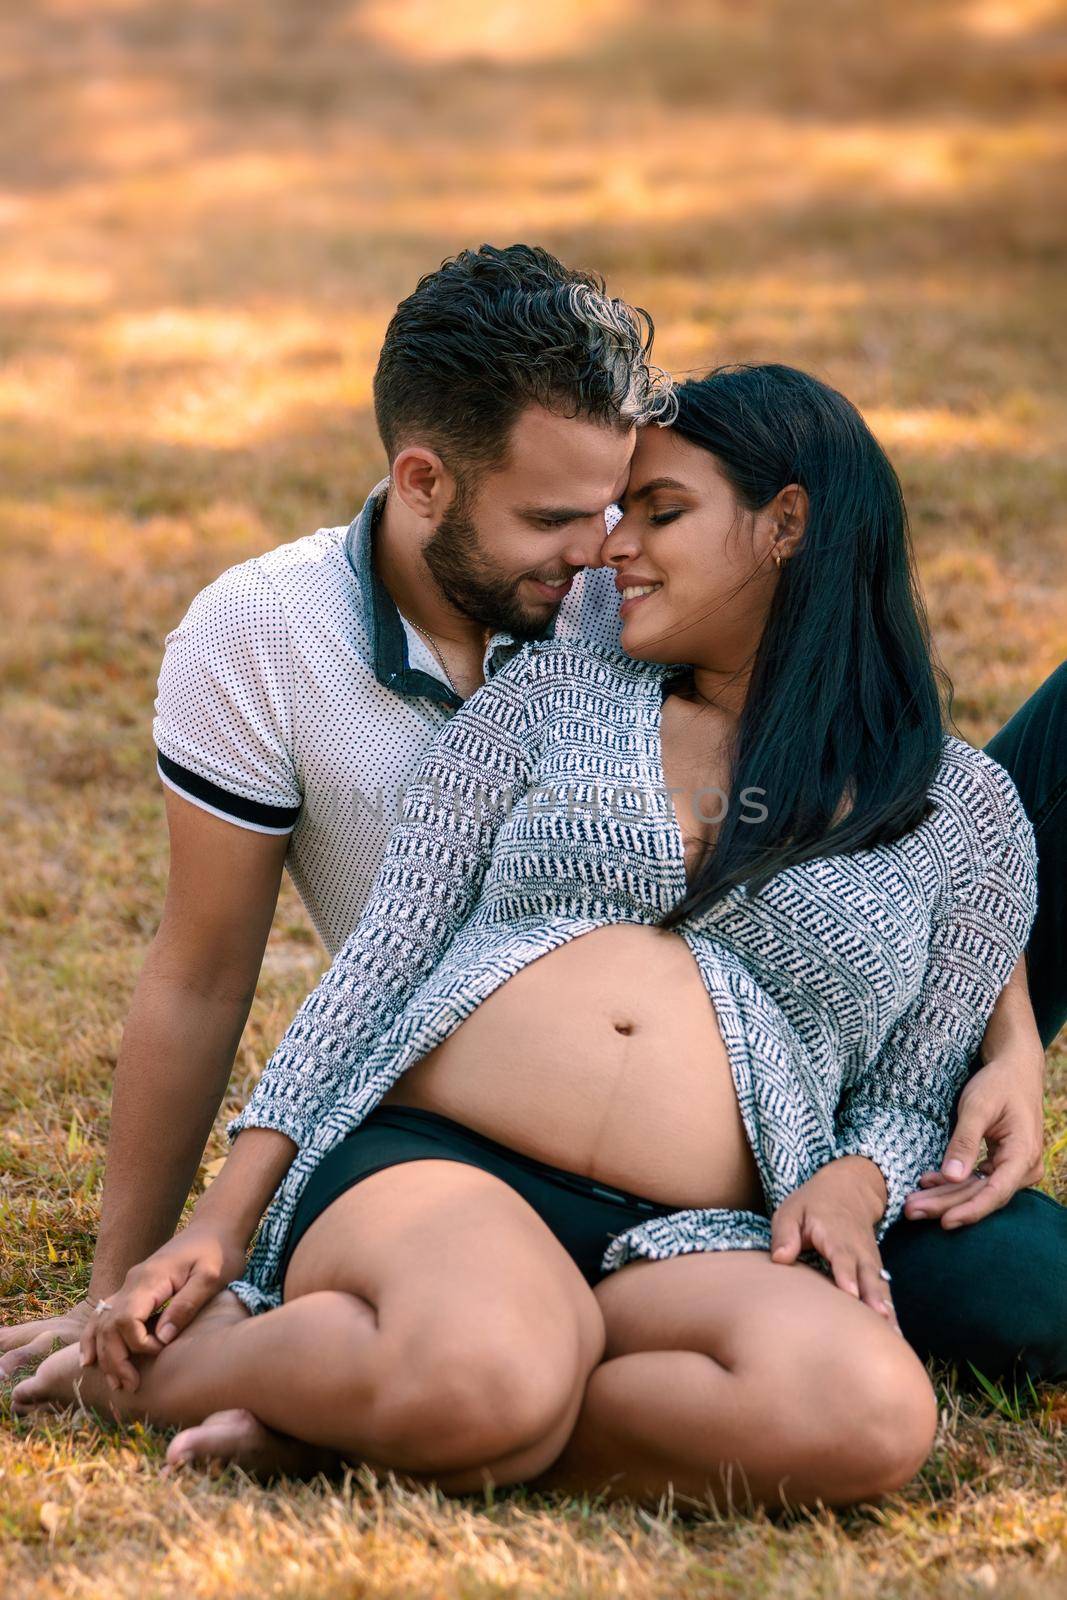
left=165, top=1408, right=337, bottom=1479
left=0, top=1300, right=94, bottom=1380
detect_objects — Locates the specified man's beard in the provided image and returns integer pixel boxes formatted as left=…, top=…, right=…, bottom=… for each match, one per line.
left=421, top=491, right=564, bottom=642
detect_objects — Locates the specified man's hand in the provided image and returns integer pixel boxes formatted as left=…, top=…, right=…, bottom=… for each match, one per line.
left=771, top=1155, right=901, bottom=1333
left=903, top=1050, right=1046, bottom=1229
left=77, top=1223, right=248, bottom=1393
left=0, top=1302, right=95, bottom=1380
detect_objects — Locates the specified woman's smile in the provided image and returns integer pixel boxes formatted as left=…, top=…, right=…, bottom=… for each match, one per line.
left=617, top=578, right=664, bottom=618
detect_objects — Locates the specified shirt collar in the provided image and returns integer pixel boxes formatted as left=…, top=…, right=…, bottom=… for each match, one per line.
left=344, top=478, right=554, bottom=705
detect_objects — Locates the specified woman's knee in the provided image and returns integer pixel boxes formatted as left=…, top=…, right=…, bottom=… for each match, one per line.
left=399, top=1279, right=603, bottom=1468
left=367, top=1315, right=595, bottom=1473
left=795, top=1334, right=938, bottom=1498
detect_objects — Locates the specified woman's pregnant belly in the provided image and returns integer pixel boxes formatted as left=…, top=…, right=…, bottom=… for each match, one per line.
left=378, top=924, right=765, bottom=1213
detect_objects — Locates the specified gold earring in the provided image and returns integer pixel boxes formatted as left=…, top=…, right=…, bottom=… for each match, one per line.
left=773, top=550, right=782, bottom=569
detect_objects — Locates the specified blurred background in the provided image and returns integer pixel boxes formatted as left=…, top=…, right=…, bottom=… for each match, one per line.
left=1, top=7, right=1066, bottom=1590
left=1, top=0, right=1065, bottom=1296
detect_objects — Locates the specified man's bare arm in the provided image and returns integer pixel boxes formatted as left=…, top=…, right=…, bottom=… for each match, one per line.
left=974, top=952, right=1046, bottom=1078
left=90, top=790, right=291, bottom=1287
left=0, top=788, right=291, bottom=1373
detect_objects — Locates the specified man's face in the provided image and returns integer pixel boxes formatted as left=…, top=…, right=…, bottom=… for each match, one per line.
left=422, top=404, right=635, bottom=639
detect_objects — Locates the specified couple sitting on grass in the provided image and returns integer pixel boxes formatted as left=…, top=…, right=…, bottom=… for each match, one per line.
left=6, top=244, right=1066, bottom=1513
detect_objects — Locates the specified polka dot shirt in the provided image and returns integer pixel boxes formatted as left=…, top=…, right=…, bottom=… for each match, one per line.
left=153, top=479, right=625, bottom=954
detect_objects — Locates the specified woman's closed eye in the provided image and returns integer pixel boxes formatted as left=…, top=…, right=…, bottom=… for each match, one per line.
left=649, top=509, right=684, bottom=526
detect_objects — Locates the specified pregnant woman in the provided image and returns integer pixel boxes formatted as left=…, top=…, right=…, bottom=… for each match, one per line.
left=15, top=365, right=1038, bottom=1512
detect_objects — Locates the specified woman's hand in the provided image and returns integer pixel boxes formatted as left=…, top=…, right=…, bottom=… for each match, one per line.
left=771, top=1156, right=901, bottom=1332
left=77, top=1223, right=247, bottom=1392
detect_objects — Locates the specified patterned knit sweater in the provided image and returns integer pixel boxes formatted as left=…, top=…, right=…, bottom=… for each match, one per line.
left=227, top=636, right=1039, bottom=1314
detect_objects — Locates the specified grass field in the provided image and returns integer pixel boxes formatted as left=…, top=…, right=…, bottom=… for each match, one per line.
left=1, top=2, right=1066, bottom=1595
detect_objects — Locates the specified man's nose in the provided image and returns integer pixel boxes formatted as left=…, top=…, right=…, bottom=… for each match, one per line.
left=563, top=519, right=616, bottom=570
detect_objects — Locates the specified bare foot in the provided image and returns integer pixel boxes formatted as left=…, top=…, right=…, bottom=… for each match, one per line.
left=13, top=1347, right=337, bottom=1480
left=11, top=1288, right=251, bottom=1422
left=165, top=1408, right=337, bottom=1479
left=11, top=1341, right=122, bottom=1418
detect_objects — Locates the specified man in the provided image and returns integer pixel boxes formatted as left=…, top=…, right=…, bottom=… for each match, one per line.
left=2, top=243, right=1065, bottom=1393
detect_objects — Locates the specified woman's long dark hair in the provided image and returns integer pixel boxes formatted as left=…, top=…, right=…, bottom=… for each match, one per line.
left=658, top=363, right=949, bottom=931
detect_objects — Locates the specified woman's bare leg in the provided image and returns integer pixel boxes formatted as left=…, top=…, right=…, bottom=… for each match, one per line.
left=15, top=1194, right=934, bottom=1506
left=529, top=1251, right=938, bottom=1511
left=15, top=1160, right=606, bottom=1492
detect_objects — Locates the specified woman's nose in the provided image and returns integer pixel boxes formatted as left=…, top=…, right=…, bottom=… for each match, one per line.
left=603, top=512, right=639, bottom=566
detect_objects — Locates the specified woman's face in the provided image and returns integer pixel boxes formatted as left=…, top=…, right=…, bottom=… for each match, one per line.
left=604, top=425, right=796, bottom=669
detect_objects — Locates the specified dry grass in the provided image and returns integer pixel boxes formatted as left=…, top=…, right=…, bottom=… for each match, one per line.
left=1, top=1, right=1065, bottom=1594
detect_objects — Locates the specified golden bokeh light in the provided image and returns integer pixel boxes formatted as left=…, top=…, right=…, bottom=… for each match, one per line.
left=355, top=0, right=636, bottom=63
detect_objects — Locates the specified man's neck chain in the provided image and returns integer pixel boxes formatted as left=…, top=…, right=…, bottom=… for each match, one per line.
left=404, top=614, right=461, bottom=697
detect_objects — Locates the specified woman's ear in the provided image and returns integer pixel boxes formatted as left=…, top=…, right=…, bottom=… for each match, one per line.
left=772, top=482, right=808, bottom=560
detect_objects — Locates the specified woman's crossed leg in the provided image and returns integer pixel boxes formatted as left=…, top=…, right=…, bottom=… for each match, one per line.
left=14, top=1158, right=606, bottom=1493
left=530, top=1249, right=939, bottom=1511
left=16, top=1182, right=937, bottom=1507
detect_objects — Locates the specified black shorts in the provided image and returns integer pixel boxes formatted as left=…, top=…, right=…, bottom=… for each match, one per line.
left=278, top=1103, right=679, bottom=1291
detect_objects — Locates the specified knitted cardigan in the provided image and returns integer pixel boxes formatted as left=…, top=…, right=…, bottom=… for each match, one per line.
left=226, top=637, right=1039, bottom=1313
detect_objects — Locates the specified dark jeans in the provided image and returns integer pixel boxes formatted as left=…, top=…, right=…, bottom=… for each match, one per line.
left=986, top=661, right=1067, bottom=1051
left=881, top=661, right=1067, bottom=1385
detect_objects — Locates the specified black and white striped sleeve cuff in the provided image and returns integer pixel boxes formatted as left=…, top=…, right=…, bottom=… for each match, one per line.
left=156, top=749, right=301, bottom=835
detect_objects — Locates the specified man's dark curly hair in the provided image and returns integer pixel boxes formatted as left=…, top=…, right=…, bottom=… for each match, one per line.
left=373, top=242, right=676, bottom=477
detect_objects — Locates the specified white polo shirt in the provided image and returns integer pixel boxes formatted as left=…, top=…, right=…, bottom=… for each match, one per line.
left=153, top=479, right=624, bottom=954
